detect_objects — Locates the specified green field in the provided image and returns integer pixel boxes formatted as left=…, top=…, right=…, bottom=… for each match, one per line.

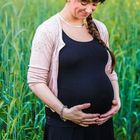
left=0, top=0, right=140, bottom=139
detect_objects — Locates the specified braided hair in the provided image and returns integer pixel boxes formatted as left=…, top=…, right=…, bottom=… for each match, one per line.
left=85, top=0, right=116, bottom=73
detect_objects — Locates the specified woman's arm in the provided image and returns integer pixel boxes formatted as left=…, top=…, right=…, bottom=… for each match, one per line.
left=95, top=21, right=121, bottom=125
left=27, top=24, right=100, bottom=127
left=96, top=80, right=121, bottom=125
left=29, top=83, right=64, bottom=115
left=29, top=83, right=100, bottom=127
left=27, top=25, right=64, bottom=115
left=98, top=48, right=120, bottom=123
left=111, top=80, right=121, bottom=102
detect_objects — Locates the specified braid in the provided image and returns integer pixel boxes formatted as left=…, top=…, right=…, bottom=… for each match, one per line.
left=86, top=14, right=116, bottom=73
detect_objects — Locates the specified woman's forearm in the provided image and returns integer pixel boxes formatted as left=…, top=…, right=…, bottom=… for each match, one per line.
left=111, top=80, right=120, bottom=101
left=29, top=83, right=64, bottom=115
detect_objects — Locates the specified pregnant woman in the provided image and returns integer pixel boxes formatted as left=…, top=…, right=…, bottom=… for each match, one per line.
left=27, top=0, right=121, bottom=140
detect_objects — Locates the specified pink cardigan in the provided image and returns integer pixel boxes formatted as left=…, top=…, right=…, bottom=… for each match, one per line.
left=27, top=13, right=118, bottom=97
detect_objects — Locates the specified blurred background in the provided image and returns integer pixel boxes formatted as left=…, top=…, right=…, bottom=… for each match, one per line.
left=0, top=0, right=140, bottom=139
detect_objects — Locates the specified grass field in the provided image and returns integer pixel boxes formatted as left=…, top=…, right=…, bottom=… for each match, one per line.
left=0, top=0, right=140, bottom=140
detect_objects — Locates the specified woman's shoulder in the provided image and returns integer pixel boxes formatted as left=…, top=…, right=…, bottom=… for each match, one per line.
left=36, top=13, right=59, bottom=34
left=93, top=18, right=108, bottom=34
left=32, top=13, right=60, bottom=43
left=93, top=18, right=109, bottom=46
left=93, top=18, right=109, bottom=42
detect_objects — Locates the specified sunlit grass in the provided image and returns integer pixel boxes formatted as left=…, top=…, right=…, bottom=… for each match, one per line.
left=0, top=0, right=140, bottom=139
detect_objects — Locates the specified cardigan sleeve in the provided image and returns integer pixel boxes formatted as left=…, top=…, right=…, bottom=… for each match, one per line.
left=99, top=21, right=118, bottom=81
left=27, top=25, right=54, bottom=87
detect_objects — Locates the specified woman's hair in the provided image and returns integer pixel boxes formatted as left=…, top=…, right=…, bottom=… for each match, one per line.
left=85, top=0, right=116, bottom=73
left=80, top=0, right=105, bottom=3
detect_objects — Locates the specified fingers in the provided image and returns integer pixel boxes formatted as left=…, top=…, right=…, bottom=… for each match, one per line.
left=98, top=115, right=112, bottom=122
left=76, top=113, right=100, bottom=125
left=100, top=106, right=119, bottom=118
left=96, top=115, right=111, bottom=125
left=71, top=102, right=120, bottom=127
left=68, top=103, right=102, bottom=127
left=97, top=119, right=108, bottom=125
left=112, top=99, right=118, bottom=105
left=79, top=123, right=89, bottom=127
left=100, top=101, right=120, bottom=118
left=81, top=117, right=99, bottom=125
left=80, top=115, right=111, bottom=126
left=81, top=116, right=99, bottom=122
left=74, top=103, right=100, bottom=119
left=77, top=118, right=99, bottom=127
left=71, top=112, right=100, bottom=127
left=100, top=109, right=114, bottom=118
left=82, top=117, right=99, bottom=122
left=75, top=113, right=100, bottom=124
left=97, top=103, right=120, bottom=125
left=75, top=103, right=91, bottom=110
left=73, top=120, right=90, bottom=127
left=82, top=113, right=100, bottom=119
left=81, top=121, right=97, bottom=125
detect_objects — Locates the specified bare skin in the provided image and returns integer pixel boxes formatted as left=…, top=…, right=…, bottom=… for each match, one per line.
left=59, top=0, right=121, bottom=126
left=30, top=83, right=100, bottom=127
left=29, top=0, right=121, bottom=127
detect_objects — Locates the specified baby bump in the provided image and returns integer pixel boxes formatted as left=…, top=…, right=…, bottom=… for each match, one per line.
left=58, top=74, right=114, bottom=114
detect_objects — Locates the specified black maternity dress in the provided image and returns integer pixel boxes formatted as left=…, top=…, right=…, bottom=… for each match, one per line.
left=44, top=30, right=115, bottom=140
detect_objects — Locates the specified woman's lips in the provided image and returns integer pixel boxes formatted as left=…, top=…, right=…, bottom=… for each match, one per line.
left=81, top=12, right=89, bottom=17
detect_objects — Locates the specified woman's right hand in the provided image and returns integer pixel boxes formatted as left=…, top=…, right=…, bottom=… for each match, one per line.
left=63, top=103, right=100, bottom=127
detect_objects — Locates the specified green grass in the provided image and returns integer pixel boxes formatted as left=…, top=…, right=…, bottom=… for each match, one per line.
left=0, top=0, right=140, bottom=139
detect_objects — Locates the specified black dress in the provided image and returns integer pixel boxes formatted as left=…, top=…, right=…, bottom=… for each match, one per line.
left=44, top=30, right=115, bottom=140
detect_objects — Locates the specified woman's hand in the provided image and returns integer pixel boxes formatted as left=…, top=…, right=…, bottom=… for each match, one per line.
left=96, top=99, right=121, bottom=125
left=63, top=103, right=100, bottom=127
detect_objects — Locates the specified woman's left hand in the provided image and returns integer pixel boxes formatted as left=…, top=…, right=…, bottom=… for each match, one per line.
left=96, top=99, right=121, bottom=125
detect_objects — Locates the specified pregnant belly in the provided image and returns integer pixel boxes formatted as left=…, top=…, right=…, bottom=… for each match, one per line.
left=58, top=74, right=114, bottom=114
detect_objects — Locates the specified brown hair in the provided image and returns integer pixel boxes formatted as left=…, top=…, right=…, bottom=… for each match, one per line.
left=80, top=0, right=105, bottom=3
left=86, top=14, right=116, bottom=73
